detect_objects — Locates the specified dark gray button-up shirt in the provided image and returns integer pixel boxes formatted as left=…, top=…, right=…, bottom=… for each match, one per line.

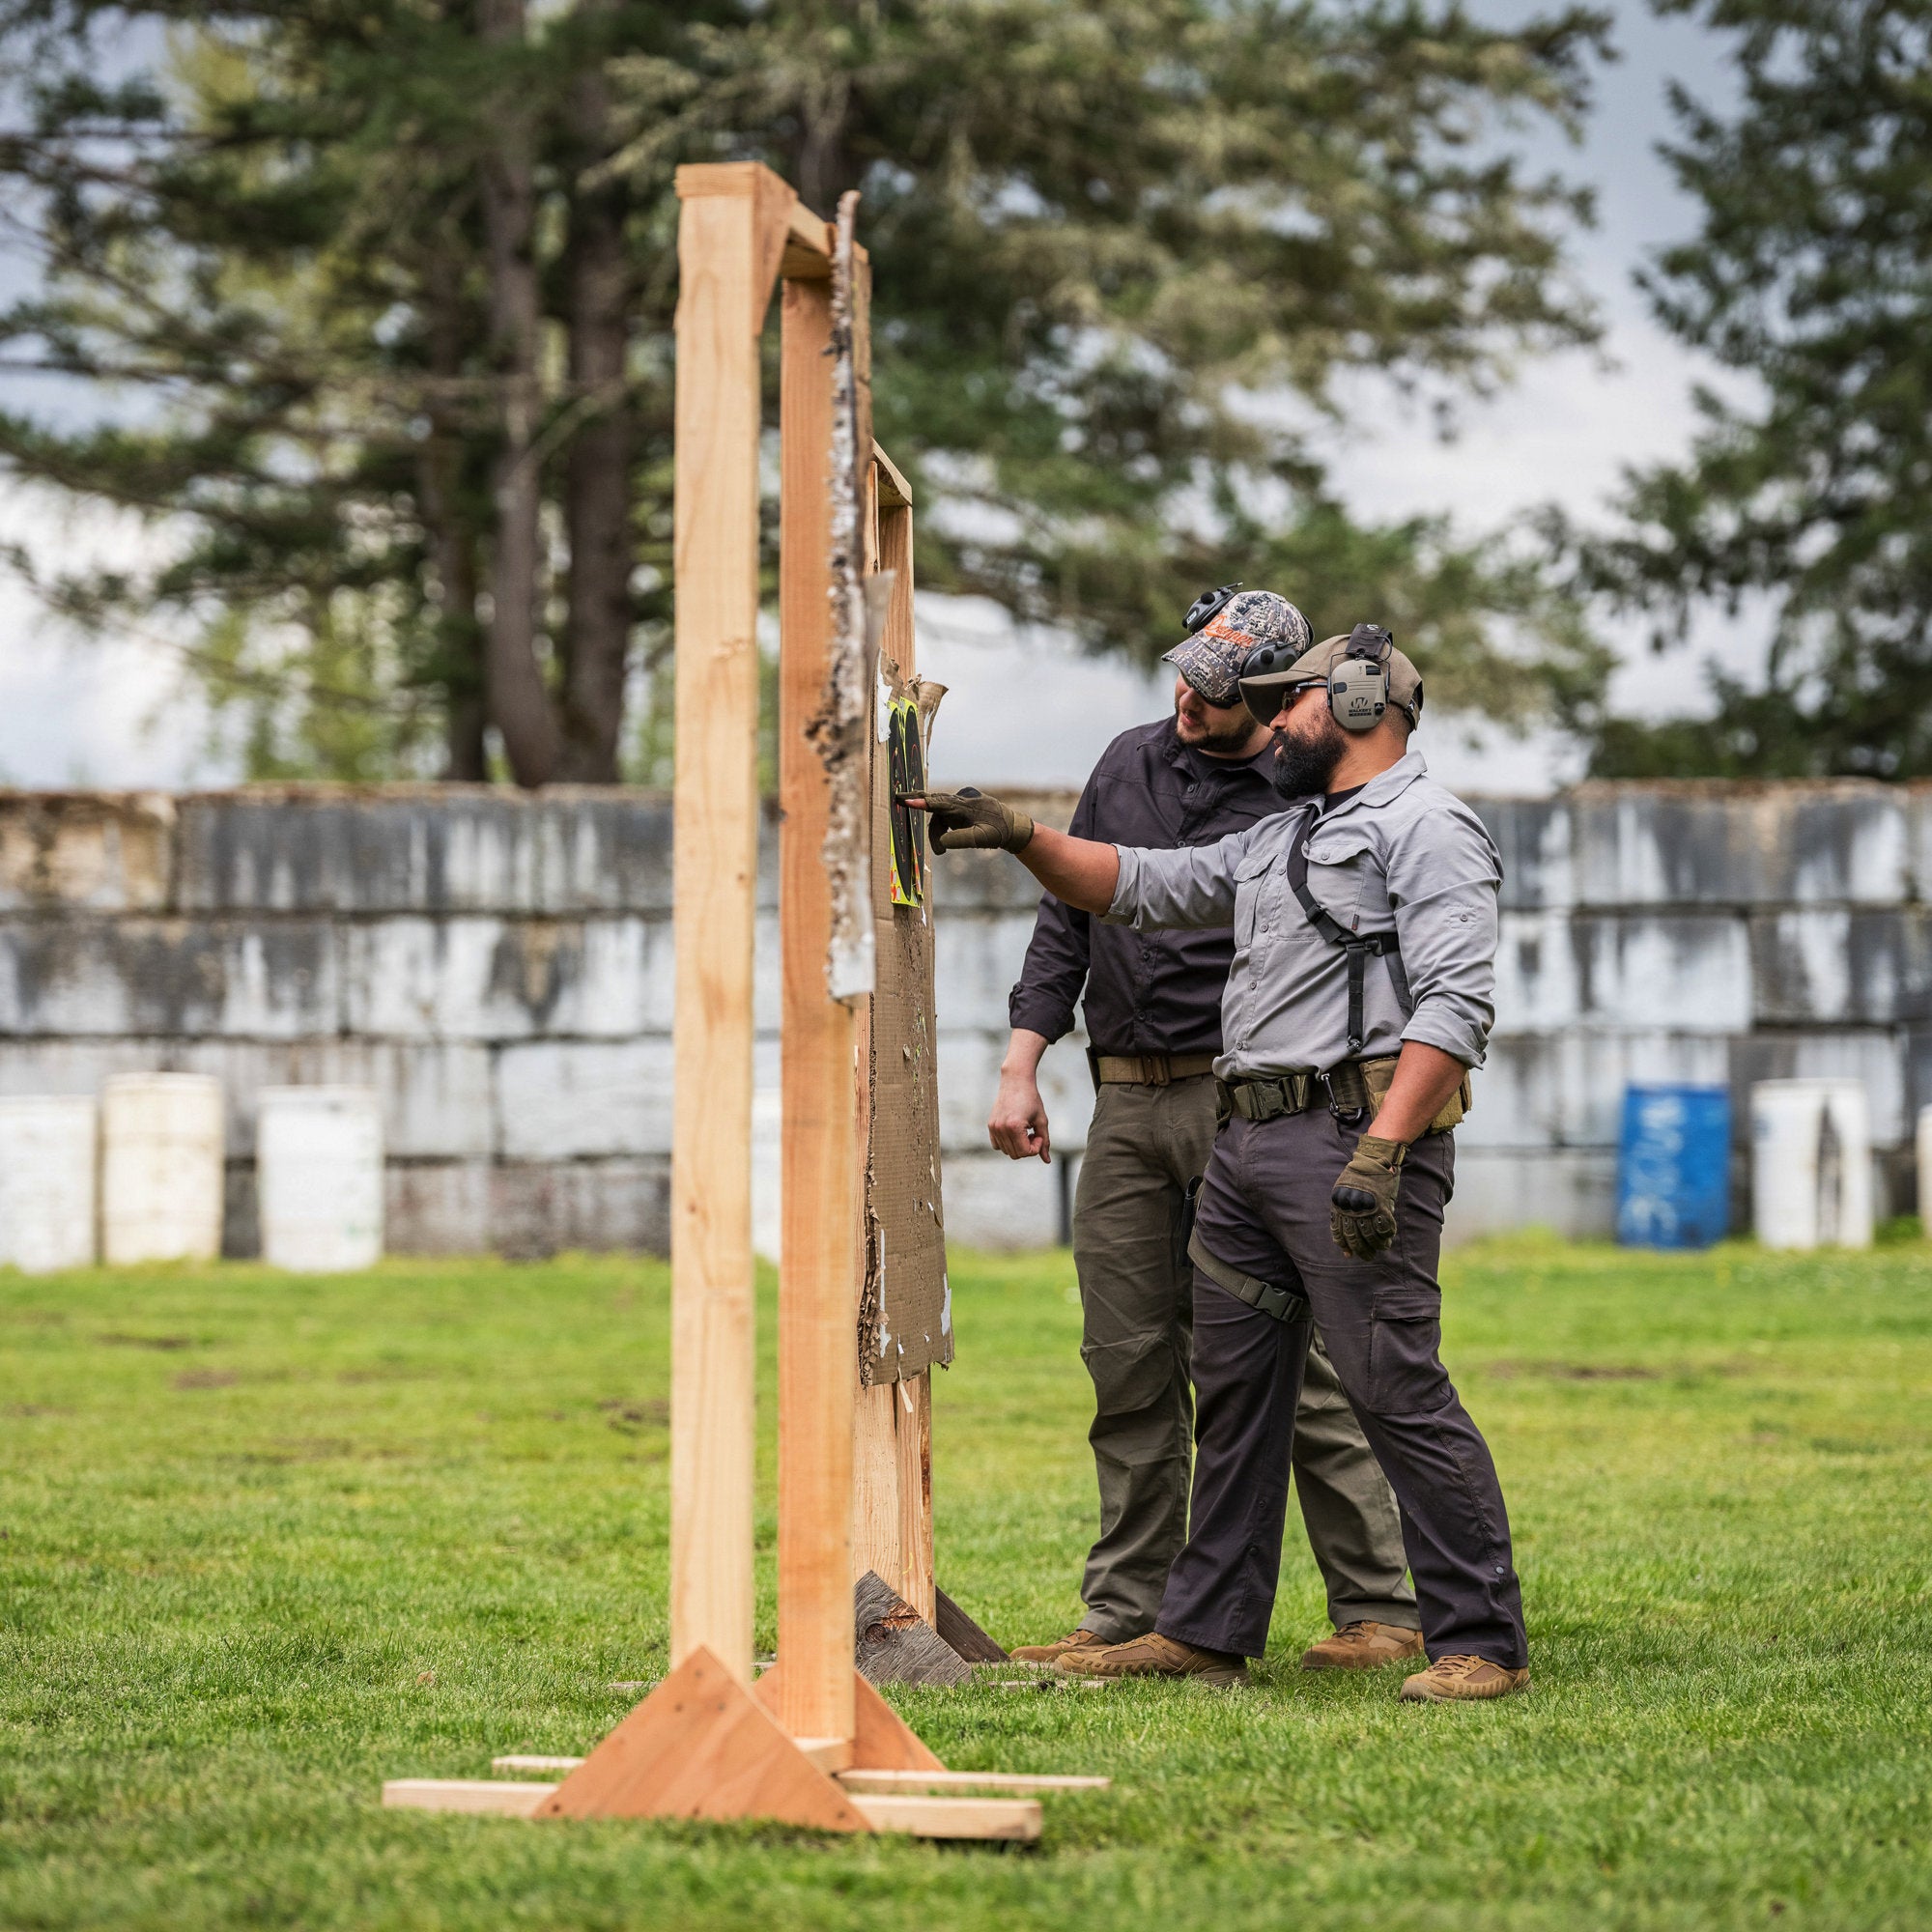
left=1007, top=719, right=1283, bottom=1057
left=1103, top=752, right=1501, bottom=1077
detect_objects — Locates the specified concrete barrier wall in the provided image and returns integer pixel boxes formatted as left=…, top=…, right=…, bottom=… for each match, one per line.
left=2, top=780, right=1925, bottom=1255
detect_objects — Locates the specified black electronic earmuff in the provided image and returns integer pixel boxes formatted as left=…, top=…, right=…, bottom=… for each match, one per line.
left=1182, top=582, right=1242, bottom=634
left=1329, top=622, right=1393, bottom=732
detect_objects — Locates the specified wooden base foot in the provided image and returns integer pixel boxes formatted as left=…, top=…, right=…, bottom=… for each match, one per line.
left=536, top=1646, right=869, bottom=1830
left=754, top=1661, right=946, bottom=1772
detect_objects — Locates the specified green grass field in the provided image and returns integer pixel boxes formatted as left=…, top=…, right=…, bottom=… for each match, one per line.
left=2, top=1235, right=1929, bottom=1930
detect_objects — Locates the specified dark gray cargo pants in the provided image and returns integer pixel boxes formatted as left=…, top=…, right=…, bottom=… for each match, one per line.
left=1159, top=1105, right=1527, bottom=1667
left=1073, top=1074, right=1417, bottom=1644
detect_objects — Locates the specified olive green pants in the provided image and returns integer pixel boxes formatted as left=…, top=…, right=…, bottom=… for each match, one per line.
left=1072, top=1074, right=1419, bottom=1644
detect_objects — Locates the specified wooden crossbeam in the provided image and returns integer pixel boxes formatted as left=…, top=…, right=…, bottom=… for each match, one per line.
left=381, top=1777, right=1040, bottom=1841
left=384, top=1779, right=557, bottom=1817
left=838, top=1769, right=1110, bottom=1796
left=848, top=1794, right=1040, bottom=1840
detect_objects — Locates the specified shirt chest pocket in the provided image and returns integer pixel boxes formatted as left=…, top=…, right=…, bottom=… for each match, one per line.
left=1233, top=846, right=1278, bottom=949
left=1300, top=828, right=1379, bottom=934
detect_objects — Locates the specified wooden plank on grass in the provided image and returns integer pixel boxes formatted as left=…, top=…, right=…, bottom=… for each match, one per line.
left=848, top=1794, right=1041, bottom=1840
left=383, top=1779, right=558, bottom=1817
left=838, top=1769, right=1110, bottom=1795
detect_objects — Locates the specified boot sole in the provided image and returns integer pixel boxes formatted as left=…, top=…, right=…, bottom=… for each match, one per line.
left=1398, top=1675, right=1532, bottom=1703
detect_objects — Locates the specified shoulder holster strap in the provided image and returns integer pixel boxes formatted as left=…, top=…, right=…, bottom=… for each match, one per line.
left=1285, top=829, right=1413, bottom=1055
left=1186, top=1227, right=1304, bottom=1324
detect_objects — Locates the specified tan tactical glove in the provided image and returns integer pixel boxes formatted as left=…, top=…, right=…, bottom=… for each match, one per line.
left=911, top=786, right=1035, bottom=854
left=1330, top=1134, right=1405, bottom=1260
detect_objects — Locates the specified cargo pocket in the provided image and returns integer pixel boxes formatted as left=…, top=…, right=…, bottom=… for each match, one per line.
left=1081, top=1330, right=1184, bottom=1418
left=1365, top=1303, right=1448, bottom=1414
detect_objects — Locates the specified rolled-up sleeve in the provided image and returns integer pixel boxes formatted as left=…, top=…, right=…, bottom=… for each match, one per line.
left=1104, top=827, right=1253, bottom=931
left=1383, top=809, right=1501, bottom=1067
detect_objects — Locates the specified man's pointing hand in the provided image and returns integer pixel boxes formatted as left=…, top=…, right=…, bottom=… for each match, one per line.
left=900, top=786, right=1036, bottom=854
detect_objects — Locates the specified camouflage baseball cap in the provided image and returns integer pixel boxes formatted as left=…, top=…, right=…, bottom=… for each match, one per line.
left=1162, top=589, right=1313, bottom=706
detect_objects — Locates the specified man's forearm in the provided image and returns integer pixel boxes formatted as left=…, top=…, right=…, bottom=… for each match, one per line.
left=1366, top=1041, right=1467, bottom=1146
left=1018, top=826, right=1120, bottom=915
left=1001, top=1028, right=1050, bottom=1078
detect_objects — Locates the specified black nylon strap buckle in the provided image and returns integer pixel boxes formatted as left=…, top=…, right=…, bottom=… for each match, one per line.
left=1286, top=826, right=1412, bottom=1053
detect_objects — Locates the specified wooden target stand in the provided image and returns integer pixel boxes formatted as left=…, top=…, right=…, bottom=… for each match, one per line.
left=382, top=164, right=1104, bottom=1842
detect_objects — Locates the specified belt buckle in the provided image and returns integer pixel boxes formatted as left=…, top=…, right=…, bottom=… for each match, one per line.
left=1140, top=1054, right=1169, bottom=1087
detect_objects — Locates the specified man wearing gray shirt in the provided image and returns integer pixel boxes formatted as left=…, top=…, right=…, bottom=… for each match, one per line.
left=909, top=624, right=1529, bottom=1703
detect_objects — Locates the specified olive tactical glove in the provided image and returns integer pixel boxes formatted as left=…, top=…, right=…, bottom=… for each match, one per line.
left=914, top=786, right=1035, bottom=854
left=1330, top=1134, right=1406, bottom=1260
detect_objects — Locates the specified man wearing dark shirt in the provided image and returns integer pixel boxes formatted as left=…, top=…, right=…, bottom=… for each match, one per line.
left=994, top=590, right=1422, bottom=1669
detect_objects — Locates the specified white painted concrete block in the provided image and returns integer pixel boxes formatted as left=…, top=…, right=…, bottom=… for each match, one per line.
left=342, top=917, right=667, bottom=1040
left=937, top=1149, right=1061, bottom=1250
left=932, top=915, right=1039, bottom=1032
left=1493, top=911, right=1580, bottom=1031
left=495, top=1038, right=675, bottom=1158
left=1443, top=1148, right=1616, bottom=1244
left=1570, top=917, right=1752, bottom=1031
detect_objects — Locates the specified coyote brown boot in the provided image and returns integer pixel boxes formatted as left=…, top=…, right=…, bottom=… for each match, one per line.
left=1300, top=1620, right=1427, bottom=1671
left=1008, top=1628, right=1100, bottom=1665
left=1056, top=1630, right=1248, bottom=1687
left=1399, top=1655, right=1531, bottom=1702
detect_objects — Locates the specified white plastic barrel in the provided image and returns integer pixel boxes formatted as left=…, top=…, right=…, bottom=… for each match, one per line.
left=1918, top=1105, right=1932, bottom=1230
left=1750, top=1078, right=1872, bottom=1250
left=257, top=1086, right=384, bottom=1272
left=100, top=1072, right=225, bottom=1264
left=0, top=1096, right=99, bottom=1272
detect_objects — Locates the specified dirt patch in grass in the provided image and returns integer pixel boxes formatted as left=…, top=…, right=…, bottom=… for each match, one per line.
left=1482, top=1359, right=1662, bottom=1381
left=599, top=1397, right=668, bottom=1433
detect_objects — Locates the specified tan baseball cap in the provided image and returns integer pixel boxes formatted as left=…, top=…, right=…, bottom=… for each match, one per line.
left=1238, top=629, right=1424, bottom=729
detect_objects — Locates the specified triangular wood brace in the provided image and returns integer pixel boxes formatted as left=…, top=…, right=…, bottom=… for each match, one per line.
left=537, top=1646, right=869, bottom=1831
left=755, top=1663, right=947, bottom=1773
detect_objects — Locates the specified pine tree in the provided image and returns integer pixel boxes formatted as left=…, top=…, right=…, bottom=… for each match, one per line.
left=0, top=0, right=1613, bottom=781
left=1569, top=0, right=1932, bottom=778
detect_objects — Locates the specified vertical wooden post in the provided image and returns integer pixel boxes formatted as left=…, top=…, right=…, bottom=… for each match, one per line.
left=776, top=266, right=857, bottom=1754
left=668, top=165, right=781, bottom=1681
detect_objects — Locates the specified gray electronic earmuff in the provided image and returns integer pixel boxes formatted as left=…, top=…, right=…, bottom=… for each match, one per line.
left=1329, top=622, right=1393, bottom=732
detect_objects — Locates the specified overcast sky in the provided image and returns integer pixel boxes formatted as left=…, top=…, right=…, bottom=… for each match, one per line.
left=0, top=1, right=1746, bottom=794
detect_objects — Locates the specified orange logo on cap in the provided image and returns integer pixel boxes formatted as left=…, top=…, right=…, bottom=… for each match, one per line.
left=1198, top=613, right=1253, bottom=648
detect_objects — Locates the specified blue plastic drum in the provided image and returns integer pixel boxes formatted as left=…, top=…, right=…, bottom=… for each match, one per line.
left=1615, top=1084, right=1731, bottom=1249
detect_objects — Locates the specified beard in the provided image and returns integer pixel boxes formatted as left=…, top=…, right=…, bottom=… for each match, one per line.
left=1174, top=698, right=1259, bottom=756
left=1269, top=713, right=1347, bottom=798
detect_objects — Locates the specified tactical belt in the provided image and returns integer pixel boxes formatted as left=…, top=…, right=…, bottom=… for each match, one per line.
left=1286, top=829, right=1412, bottom=1056
left=1219, top=1054, right=1469, bottom=1133
left=1220, top=1057, right=1382, bottom=1123
left=1094, top=1052, right=1218, bottom=1086
left=1187, top=1226, right=1304, bottom=1324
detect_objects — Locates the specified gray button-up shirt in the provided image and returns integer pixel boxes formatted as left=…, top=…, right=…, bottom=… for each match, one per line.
left=1102, top=752, right=1501, bottom=1078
